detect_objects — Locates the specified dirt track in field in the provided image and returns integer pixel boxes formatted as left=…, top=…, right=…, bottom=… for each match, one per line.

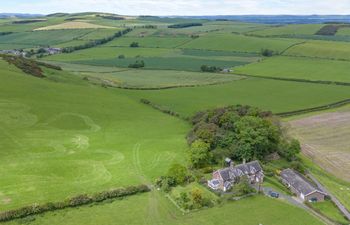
left=289, top=111, right=350, bottom=182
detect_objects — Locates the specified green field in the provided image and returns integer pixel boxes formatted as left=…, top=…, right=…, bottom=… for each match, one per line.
left=235, top=56, right=350, bottom=83
left=104, top=37, right=192, bottom=48
left=0, top=59, right=189, bottom=211
left=336, top=27, right=350, bottom=36
left=77, top=69, right=243, bottom=88
left=248, top=24, right=324, bottom=36
left=284, top=40, right=350, bottom=61
left=2, top=193, right=324, bottom=225
left=181, top=33, right=302, bottom=53
left=128, top=78, right=350, bottom=118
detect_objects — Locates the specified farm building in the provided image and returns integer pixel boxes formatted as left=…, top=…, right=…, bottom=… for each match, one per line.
left=208, top=160, right=264, bottom=192
left=280, top=169, right=327, bottom=202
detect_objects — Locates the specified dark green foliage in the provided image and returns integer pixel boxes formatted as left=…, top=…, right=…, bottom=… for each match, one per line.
left=261, top=48, right=275, bottom=57
left=1, top=54, right=44, bottom=78
left=167, top=164, right=190, bottom=185
left=315, top=24, right=350, bottom=36
left=62, top=28, right=132, bottom=53
left=96, top=15, right=125, bottom=20
left=130, top=42, right=139, bottom=47
left=232, top=176, right=256, bottom=196
left=200, top=65, right=221, bottom=73
left=0, top=184, right=150, bottom=222
left=168, top=23, right=203, bottom=29
left=12, top=19, right=46, bottom=24
left=118, top=54, right=125, bottom=59
left=188, top=105, right=298, bottom=164
left=128, top=60, right=145, bottom=68
left=0, top=32, right=13, bottom=36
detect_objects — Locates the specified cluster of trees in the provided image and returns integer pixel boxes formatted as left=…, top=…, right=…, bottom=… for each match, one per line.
left=62, top=28, right=132, bottom=53
left=0, top=185, right=150, bottom=222
left=315, top=24, right=350, bottom=36
left=200, top=65, right=222, bottom=73
left=187, top=105, right=301, bottom=169
left=130, top=42, right=140, bottom=47
left=12, top=19, right=46, bottom=24
left=261, top=49, right=277, bottom=57
left=168, top=23, right=203, bottom=29
left=96, top=15, right=125, bottom=20
left=156, top=164, right=192, bottom=192
left=1, top=54, right=44, bottom=78
left=232, top=176, right=256, bottom=196
left=176, top=188, right=213, bottom=210
left=128, top=60, right=145, bottom=68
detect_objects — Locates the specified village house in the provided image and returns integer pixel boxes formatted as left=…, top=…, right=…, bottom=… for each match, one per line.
left=208, top=160, right=264, bottom=192
left=44, top=47, right=61, bottom=55
left=280, top=168, right=327, bottom=202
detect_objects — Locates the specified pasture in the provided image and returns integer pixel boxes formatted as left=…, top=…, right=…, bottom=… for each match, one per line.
left=0, top=59, right=189, bottom=211
left=235, top=56, right=350, bottom=83
left=181, top=33, right=302, bottom=53
left=247, top=24, right=324, bottom=36
left=2, top=193, right=324, bottom=225
left=284, top=40, right=350, bottom=61
left=104, top=37, right=192, bottom=48
left=76, top=69, right=243, bottom=88
left=128, top=78, right=350, bottom=118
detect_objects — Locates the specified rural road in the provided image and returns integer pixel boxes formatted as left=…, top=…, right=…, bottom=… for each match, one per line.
left=262, top=187, right=337, bottom=225
left=307, top=173, right=350, bottom=221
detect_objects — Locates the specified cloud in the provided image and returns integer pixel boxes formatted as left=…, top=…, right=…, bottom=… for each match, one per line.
left=4, top=0, right=350, bottom=15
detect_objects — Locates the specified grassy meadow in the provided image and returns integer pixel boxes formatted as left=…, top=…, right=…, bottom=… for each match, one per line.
left=235, top=56, right=350, bottom=83
left=2, top=193, right=324, bottom=225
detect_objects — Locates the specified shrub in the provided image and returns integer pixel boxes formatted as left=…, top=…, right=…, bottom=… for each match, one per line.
left=261, top=48, right=275, bottom=57
left=130, top=42, right=139, bottom=48
left=168, top=23, right=202, bottom=29
left=128, top=60, right=145, bottom=68
left=118, top=54, right=125, bottom=59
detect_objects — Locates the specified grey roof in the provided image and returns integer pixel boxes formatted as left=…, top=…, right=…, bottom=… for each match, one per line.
left=218, top=160, right=263, bottom=182
left=281, top=169, right=324, bottom=196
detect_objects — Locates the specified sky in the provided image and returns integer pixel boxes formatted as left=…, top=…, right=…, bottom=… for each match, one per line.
left=2, top=0, right=350, bottom=16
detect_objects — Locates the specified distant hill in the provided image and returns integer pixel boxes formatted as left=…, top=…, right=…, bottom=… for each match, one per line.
left=0, top=13, right=43, bottom=19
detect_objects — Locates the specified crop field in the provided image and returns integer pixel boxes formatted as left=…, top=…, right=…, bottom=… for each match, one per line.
left=0, top=60, right=189, bottom=211
left=181, top=33, right=302, bottom=53
left=76, top=69, right=244, bottom=88
left=337, top=27, right=350, bottom=36
left=104, top=37, right=192, bottom=48
left=235, top=56, right=350, bottom=83
left=34, top=21, right=115, bottom=30
left=289, top=109, right=350, bottom=182
left=2, top=193, right=323, bottom=225
left=247, top=24, right=324, bottom=36
left=284, top=40, right=350, bottom=61
left=0, top=30, right=94, bottom=47
left=127, top=78, right=350, bottom=118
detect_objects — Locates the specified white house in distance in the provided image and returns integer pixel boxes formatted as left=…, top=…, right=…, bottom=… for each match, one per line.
left=208, top=160, right=264, bottom=192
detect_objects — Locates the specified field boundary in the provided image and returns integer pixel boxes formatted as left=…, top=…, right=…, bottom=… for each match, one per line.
left=233, top=72, right=350, bottom=86
left=0, top=184, right=150, bottom=222
left=277, top=98, right=350, bottom=117
left=140, top=98, right=189, bottom=121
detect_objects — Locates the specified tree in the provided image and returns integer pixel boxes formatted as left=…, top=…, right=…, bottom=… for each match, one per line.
left=232, top=176, right=255, bottom=196
left=278, top=139, right=301, bottom=161
left=130, top=42, right=139, bottom=47
left=189, top=140, right=211, bottom=168
left=167, top=164, right=189, bottom=185
left=234, top=116, right=279, bottom=161
left=261, top=48, right=275, bottom=57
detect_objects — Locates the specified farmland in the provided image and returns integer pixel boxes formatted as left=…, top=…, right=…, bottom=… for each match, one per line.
left=235, top=56, right=350, bottom=83
left=1, top=12, right=350, bottom=225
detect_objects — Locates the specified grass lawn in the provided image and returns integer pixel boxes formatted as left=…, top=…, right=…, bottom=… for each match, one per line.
left=0, top=59, right=189, bottom=211
left=77, top=69, right=244, bottom=88
left=310, top=200, right=349, bottom=224
left=234, top=56, right=350, bottom=83
left=127, top=78, right=350, bottom=118
left=2, top=192, right=324, bottom=225
left=284, top=40, right=350, bottom=61
left=181, top=33, right=302, bottom=53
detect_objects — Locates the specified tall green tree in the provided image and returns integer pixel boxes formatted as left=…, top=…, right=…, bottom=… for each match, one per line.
left=189, top=139, right=212, bottom=168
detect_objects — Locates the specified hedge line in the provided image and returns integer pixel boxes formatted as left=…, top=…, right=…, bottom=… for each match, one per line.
left=276, top=99, right=350, bottom=117
left=0, top=184, right=150, bottom=222
left=140, top=99, right=189, bottom=121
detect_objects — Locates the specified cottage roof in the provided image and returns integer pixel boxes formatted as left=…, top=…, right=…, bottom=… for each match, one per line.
left=217, top=160, right=263, bottom=182
left=281, top=169, right=325, bottom=196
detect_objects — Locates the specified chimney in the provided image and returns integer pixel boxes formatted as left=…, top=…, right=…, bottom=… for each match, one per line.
left=243, top=158, right=246, bottom=164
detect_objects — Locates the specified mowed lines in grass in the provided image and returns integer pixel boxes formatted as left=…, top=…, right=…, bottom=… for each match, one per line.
left=1, top=193, right=324, bottom=225
left=235, top=56, right=350, bottom=83
left=289, top=110, right=350, bottom=182
left=127, top=78, right=350, bottom=119
left=0, top=60, right=189, bottom=211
